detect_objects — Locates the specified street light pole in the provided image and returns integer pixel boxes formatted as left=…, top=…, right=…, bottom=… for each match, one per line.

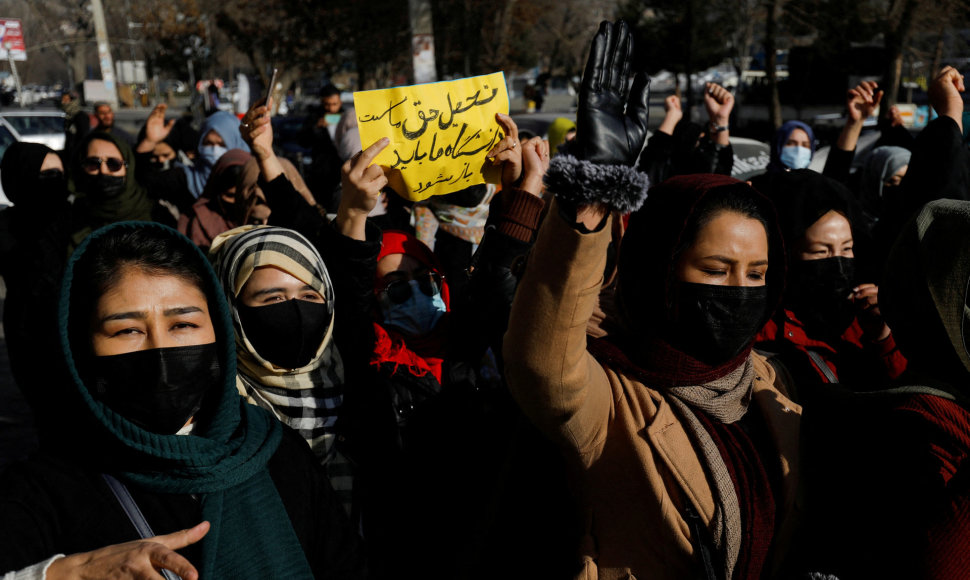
left=90, top=0, right=119, bottom=106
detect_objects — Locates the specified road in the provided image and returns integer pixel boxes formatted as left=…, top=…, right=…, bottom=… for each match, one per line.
left=111, top=94, right=853, bottom=141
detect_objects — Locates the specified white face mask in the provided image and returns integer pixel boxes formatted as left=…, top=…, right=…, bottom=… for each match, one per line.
left=200, top=144, right=228, bottom=167
left=780, top=145, right=812, bottom=170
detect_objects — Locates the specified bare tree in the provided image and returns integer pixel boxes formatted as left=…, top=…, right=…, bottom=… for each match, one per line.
left=765, top=0, right=784, bottom=129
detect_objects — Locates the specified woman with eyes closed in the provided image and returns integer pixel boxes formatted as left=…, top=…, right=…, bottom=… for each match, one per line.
left=209, top=225, right=354, bottom=514
left=0, top=221, right=363, bottom=580
left=505, top=172, right=800, bottom=580
left=754, top=169, right=907, bottom=390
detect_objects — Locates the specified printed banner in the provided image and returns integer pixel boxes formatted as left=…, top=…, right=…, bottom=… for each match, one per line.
left=354, top=72, right=509, bottom=201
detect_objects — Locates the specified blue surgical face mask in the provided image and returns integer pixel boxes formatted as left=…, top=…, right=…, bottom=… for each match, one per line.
left=780, top=145, right=812, bottom=170
left=200, top=144, right=228, bottom=167
left=380, top=279, right=447, bottom=337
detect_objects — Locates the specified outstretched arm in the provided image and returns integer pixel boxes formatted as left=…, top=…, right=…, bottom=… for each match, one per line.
left=824, top=81, right=882, bottom=183
left=504, top=21, right=649, bottom=460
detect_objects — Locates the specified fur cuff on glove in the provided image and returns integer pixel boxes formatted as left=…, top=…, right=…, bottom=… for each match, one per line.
left=544, top=154, right=650, bottom=214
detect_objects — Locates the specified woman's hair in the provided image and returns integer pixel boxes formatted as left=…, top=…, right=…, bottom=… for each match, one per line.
left=674, top=183, right=771, bottom=260
left=70, top=226, right=212, bottom=342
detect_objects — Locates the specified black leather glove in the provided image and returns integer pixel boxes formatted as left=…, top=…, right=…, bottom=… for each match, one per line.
left=572, top=20, right=650, bottom=166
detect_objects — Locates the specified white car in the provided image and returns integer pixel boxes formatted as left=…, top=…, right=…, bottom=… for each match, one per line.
left=0, top=109, right=66, bottom=208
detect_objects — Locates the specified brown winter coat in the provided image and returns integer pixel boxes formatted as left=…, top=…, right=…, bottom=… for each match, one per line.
left=503, top=203, right=802, bottom=580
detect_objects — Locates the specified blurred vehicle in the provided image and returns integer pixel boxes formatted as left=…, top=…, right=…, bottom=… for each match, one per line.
left=0, top=109, right=66, bottom=208
left=730, top=137, right=771, bottom=181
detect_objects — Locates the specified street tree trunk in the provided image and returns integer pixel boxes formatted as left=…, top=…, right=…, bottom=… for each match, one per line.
left=765, top=0, right=783, bottom=129
left=881, top=0, right=919, bottom=113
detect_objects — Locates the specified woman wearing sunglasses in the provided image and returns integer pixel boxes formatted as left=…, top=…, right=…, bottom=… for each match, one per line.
left=70, top=132, right=172, bottom=252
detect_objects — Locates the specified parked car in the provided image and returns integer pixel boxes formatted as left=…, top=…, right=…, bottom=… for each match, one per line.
left=0, top=109, right=66, bottom=208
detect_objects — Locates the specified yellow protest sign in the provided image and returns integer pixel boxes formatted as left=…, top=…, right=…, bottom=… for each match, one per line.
left=353, top=72, right=509, bottom=201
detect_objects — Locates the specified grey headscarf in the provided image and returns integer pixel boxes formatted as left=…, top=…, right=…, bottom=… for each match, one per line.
left=860, top=145, right=911, bottom=207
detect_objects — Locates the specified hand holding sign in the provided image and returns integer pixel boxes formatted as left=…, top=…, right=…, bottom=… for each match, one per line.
left=487, top=113, right=522, bottom=191
left=354, top=72, right=510, bottom=201
left=337, top=138, right=390, bottom=241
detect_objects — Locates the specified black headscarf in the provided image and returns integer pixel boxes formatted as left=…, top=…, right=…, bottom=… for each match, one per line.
left=0, top=142, right=59, bottom=207
left=752, top=169, right=861, bottom=257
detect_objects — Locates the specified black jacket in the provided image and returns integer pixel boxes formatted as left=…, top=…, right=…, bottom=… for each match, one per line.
left=0, top=427, right=364, bottom=578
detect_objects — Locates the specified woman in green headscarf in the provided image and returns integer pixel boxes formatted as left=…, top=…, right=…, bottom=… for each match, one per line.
left=69, top=132, right=170, bottom=251
left=0, top=221, right=363, bottom=579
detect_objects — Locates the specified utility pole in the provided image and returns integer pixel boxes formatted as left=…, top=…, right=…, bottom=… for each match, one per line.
left=408, top=0, right=437, bottom=84
left=89, top=0, right=119, bottom=106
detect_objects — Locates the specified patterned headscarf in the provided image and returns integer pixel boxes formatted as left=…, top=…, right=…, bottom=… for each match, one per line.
left=209, top=225, right=344, bottom=463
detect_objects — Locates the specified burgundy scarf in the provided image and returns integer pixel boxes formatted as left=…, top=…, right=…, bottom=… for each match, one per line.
left=587, top=334, right=751, bottom=388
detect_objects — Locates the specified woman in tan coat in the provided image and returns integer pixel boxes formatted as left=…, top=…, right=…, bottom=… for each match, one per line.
left=503, top=21, right=801, bottom=580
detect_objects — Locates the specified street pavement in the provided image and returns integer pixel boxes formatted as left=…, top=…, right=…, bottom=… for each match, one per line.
left=0, top=277, right=39, bottom=469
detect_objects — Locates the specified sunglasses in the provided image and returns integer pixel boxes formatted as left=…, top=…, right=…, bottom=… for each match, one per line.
left=379, top=271, right=444, bottom=305
left=81, top=156, right=126, bottom=173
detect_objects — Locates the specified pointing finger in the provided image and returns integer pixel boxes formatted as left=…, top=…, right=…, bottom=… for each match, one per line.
left=356, top=137, right=390, bottom=172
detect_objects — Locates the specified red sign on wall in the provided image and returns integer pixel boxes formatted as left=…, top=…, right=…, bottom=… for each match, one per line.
left=0, top=18, right=26, bottom=61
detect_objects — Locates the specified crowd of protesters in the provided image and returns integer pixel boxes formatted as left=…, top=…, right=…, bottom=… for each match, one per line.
left=0, top=18, right=969, bottom=580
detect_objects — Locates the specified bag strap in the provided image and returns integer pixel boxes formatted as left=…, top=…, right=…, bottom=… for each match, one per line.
left=102, top=474, right=182, bottom=580
left=806, top=350, right=839, bottom=384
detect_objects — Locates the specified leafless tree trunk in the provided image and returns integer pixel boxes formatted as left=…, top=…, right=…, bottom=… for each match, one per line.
left=881, top=0, right=919, bottom=113
left=765, top=0, right=783, bottom=129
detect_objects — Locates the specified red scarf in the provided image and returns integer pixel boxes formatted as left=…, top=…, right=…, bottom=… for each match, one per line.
left=587, top=334, right=751, bottom=388
left=370, top=321, right=446, bottom=383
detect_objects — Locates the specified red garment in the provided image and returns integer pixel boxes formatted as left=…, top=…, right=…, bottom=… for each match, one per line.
left=370, top=230, right=450, bottom=381
left=696, top=411, right=777, bottom=580
left=587, top=335, right=752, bottom=388
left=370, top=323, right=444, bottom=382
left=895, top=394, right=970, bottom=579
left=755, top=309, right=907, bottom=383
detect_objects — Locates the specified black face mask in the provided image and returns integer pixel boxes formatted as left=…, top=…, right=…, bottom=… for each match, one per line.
left=91, top=343, right=221, bottom=434
left=668, top=282, right=769, bottom=365
left=85, top=174, right=126, bottom=199
left=237, top=299, right=331, bottom=370
left=17, top=173, right=68, bottom=210
left=787, top=257, right=856, bottom=338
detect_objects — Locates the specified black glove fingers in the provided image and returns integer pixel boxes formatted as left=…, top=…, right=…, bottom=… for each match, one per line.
left=626, top=71, right=651, bottom=129
left=613, top=21, right=633, bottom=97
left=583, top=21, right=612, bottom=95
left=602, top=21, right=623, bottom=96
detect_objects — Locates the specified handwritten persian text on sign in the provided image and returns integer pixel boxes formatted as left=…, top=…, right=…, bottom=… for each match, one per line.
left=354, top=72, right=509, bottom=201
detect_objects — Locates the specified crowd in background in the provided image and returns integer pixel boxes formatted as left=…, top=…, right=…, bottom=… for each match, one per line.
left=0, top=18, right=969, bottom=580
